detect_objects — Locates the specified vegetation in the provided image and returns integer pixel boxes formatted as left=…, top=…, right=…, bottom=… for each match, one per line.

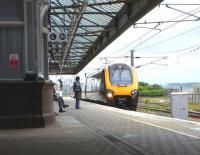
left=139, top=96, right=170, bottom=111
left=188, top=101, right=200, bottom=112
left=140, top=103, right=170, bottom=111
left=193, top=85, right=200, bottom=93
left=138, top=82, right=200, bottom=113
left=139, top=97, right=200, bottom=112
left=139, top=82, right=166, bottom=97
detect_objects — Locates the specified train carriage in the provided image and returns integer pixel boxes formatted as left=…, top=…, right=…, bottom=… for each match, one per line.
left=83, top=63, right=139, bottom=110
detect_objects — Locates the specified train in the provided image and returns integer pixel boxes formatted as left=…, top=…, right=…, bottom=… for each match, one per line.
left=82, top=63, right=139, bottom=110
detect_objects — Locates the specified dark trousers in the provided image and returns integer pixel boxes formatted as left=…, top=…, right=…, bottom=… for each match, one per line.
left=58, top=97, right=64, bottom=111
left=75, top=98, right=80, bottom=109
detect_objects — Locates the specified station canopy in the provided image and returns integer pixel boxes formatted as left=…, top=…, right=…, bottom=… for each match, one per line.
left=49, top=0, right=162, bottom=75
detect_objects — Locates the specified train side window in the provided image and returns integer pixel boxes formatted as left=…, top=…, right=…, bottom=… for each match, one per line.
left=93, top=77, right=100, bottom=91
left=86, top=78, right=92, bottom=91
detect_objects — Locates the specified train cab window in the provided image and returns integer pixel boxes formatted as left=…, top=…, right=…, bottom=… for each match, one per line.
left=109, top=64, right=132, bottom=85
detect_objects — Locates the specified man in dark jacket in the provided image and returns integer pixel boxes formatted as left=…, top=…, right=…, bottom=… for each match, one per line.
left=73, top=76, right=82, bottom=109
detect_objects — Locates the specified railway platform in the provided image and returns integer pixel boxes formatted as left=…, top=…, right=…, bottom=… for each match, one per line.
left=0, top=97, right=200, bottom=155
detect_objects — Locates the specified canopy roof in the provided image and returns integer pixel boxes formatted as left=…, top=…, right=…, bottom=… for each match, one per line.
left=49, top=0, right=163, bottom=74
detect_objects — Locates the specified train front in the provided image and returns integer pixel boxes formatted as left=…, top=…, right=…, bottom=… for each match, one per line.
left=104, top=63, right=138, bottom=110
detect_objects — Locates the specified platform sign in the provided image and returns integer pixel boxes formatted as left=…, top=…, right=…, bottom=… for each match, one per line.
left=59, top=33, right=67, bottom=41
left=48, top=32, right=67, bottom=42
left=49, top=33, right=57, bottom=41
left=9, top=54, right=19, bottom=68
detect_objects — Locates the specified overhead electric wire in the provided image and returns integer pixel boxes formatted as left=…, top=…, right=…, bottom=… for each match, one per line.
left=102, top=44, right=200, bottom=68
left=110, top=39, right=200, bottom=71
left=136, top=46, right=200, bottom=70
left=133, top=9, right=200, bottom=51
left=135, top=56, right=167, bottom=68
left=105, top=23, right=159, bottom=58
left=176, top=46, right=200, bottom=57
left=160, top=4, right=200, bottom=6
left=86, top=45, right=200, bottom=75
left=136, top=24, right=200, bottom=51
left=137, top=54, right=200, bottom=73
left=137, top=47, right=200, bottom=72
left=139, top=43, right=200, bottom=55
left=103, top=5, right=200, bottom=64
left=108, top=7, right=200, bottom=64
left=81, top=2, right=199, bottom=74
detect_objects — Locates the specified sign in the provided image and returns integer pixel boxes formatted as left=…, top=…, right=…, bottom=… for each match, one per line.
left=49, top=33, right=57, bottom=41
left=9, top=54, right=19, bottom=68
left=48, top=32, right=67, bottom=42
left=59, top=33, right=67, bottom=41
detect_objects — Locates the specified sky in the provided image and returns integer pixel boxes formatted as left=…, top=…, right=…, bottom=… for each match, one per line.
left=76, top=0, right=200, bottom=85
left=51, top=0, right=200, bottom=86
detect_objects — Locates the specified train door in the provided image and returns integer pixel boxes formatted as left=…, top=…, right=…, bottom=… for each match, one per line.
left=100, top=70, right=106, bottom=94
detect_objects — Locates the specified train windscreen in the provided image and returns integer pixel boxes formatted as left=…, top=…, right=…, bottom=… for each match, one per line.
left=109, top=64, right=132, bottom=85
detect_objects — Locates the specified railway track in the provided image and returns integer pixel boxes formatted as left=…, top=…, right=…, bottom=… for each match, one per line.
left=138, top=106, right=200, bottom=119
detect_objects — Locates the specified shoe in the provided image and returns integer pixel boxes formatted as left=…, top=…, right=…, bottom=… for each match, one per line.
left=63, top=104, right=69, bottom=108
left=59, top=110, right=65, bottom=112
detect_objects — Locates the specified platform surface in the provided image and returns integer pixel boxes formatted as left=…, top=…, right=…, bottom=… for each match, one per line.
left=0, top=97, right=200, bottom=155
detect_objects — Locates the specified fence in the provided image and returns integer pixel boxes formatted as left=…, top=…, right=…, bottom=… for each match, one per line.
left=187, top=94, right=200, bottom=103
left=139, top=89, right=200, bottom=104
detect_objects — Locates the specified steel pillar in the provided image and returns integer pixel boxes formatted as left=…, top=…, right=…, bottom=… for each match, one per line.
left=0, top=0, right=55, bottom=128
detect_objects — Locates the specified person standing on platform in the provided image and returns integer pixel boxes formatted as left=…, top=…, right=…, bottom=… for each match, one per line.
left=73, top=76, right=82, bottom=109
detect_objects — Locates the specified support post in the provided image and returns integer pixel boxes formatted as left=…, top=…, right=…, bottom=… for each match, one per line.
left=0, top=0, right=55, bottom=128
left=131, top=50, right=134, bottom=67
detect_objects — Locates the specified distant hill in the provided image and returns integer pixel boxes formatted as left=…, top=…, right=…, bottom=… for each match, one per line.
left=164, top=82, right=200, bottom=89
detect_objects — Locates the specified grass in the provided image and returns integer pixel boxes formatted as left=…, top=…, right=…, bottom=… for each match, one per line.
left=188, top=101, right=200, bottom=112
left=138, top=96, right=170, bottom=111
left=139, top=97, right=200, bottom=112
left=139, top=96, right=170, bottom=104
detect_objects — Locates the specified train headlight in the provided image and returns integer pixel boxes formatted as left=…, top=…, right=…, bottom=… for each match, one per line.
left=131, top=89, right=138, bottom=97
left=107, top=89, right=114, bottom=98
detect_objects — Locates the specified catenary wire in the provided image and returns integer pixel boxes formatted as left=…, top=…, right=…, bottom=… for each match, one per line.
left=108, top=8, right=200, bottom=63
left=105, top=6, right=200, bottom=60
